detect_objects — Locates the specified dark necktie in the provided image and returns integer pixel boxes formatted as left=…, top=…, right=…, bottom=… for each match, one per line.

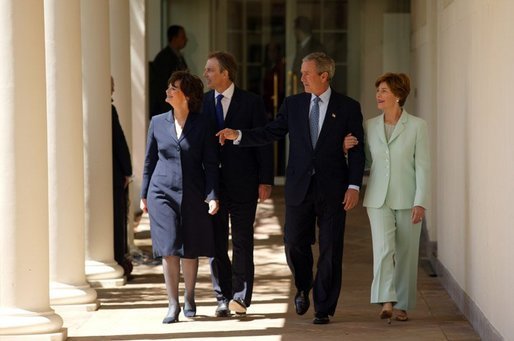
left=310, top=96, right=321, bottom=147
left=215, top=94, right=224, bottom=130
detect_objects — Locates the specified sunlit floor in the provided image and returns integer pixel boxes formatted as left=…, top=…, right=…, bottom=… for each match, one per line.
left=61, top=186, right=480, bottom=340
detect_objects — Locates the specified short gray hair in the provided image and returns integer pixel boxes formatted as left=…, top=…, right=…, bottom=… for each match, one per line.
left=302, top=52, right=335, bottom=80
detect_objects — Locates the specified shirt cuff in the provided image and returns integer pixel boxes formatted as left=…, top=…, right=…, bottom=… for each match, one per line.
left=233, top=130, right=243, bottom=145
left=348, top=185, right=360, bottom=192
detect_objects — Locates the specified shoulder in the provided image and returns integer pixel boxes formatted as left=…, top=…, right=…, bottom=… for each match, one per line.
left=234, top=87, right=260, bottom=101
left=203, top=90, right=214, bottom=103
left=403, top=111, right=427, bottom=128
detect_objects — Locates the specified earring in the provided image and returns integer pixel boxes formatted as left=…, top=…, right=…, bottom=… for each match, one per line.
left=396, top=99, right=399, bottom=103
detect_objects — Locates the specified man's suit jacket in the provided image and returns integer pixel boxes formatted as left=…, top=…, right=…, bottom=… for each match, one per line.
left=203, top=87, right=274, bottom=202
left=240, top=90, right=365, bottom=207
left=363, top=110, right=430, bottom=209
left=149, top=46, right=188, bottom=117
left=112, top=104, right=132, bottom=188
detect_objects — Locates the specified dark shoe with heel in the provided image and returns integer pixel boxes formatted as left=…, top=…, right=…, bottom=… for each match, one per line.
left=294, top=291, right=310, bottom=315
left=162, top=307, right=181, bottom=324
left=184, top=297, right=196, bottom=318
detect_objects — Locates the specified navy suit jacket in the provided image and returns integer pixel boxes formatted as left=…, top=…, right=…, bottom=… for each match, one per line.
left=240, top=90, right=365, bottom=207
left=203, top=87, right=274, bottom=202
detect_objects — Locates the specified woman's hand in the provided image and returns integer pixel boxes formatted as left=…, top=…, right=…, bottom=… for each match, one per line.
left=411, top=206, right=425, bottom=224
left=343, top=133, right=359, bottom=154
left=208, top=199, right=219, bottom=215
left=141, top=198, right=148, bottom=213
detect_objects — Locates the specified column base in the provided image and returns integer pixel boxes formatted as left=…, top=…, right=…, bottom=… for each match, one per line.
left=0, top=308, right=64, bottom=336
left=50, top=282, right=99, bottom=309
left=87, top=276, right=127, bottom=288
left=0, top=329, right=67, bottom=340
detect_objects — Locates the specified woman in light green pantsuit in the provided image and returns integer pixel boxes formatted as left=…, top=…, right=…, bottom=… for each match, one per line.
left=345, top=73, right=430, bottom=322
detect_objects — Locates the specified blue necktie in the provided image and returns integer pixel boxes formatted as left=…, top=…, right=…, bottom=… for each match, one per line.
left=215, top=94, right=224, bottom=130
left=310, top=96, right=321, bottom=147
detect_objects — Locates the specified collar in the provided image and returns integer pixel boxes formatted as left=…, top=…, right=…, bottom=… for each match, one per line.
left=310, top=87, right=331, bottom=103
left=215, top=82, right=235, bottom=100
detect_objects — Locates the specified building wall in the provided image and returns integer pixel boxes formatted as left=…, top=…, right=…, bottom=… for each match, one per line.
left=412, top=0, right=514, bottom=338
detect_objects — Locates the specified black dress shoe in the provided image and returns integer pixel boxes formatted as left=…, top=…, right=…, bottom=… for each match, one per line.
left=215, top=300, right=230, bottom=317
left=313, top=312, right=330, bottom=324
left=294, top=291, right=310, bottom=315
left=229, top=298, right=247, bottom=315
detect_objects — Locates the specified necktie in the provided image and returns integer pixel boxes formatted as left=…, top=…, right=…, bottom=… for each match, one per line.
left=309, top=96, right=321, bottom=147
left=215, top=94, right=224, bottom=130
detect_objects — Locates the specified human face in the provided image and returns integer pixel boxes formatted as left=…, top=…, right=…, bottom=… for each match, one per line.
left=376, top=82, right=399, bottom=112
left=300, top=60, right=328, bottom=95
left=203, top=58, right=228, bottom=91
left=165, top=80, right=186, bottom=108
left=175, top=29, right=188, bottom=50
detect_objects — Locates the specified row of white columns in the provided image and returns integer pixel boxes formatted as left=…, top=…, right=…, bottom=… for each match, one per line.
left=0, top=0, right=146, bottom=339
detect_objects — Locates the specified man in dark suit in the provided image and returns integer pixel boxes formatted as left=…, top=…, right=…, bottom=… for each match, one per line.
left=111, top=77, right=133, bottom=277
left=217, top=52, right=365, bottom=324
left=149, top=25, right=188, bottom=117
left=203, top=51, right=274, bottom=317
left=291, top=16, right=326, bottom=94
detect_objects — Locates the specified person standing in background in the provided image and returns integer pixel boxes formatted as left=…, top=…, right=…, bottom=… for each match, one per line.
left=203, top=51, right=274, bottom=317
left=149, top=25, right=188, bottom=117
left=291, top=16, right=325, bottom=94
left=344, top=73, right=430, bottom=323
left=111, top=76, right=133, bottom=278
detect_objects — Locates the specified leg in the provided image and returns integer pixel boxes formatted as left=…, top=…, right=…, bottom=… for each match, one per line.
left=367, top=206, right=398, bottom=305
left=182, top=257, right=198, bottom=317
left=209, top=196, right=233, bottom=304
left=393, top=209, right=422, bottom=311
left=162, top=255, right=181, bottom=323
left=229, top=199, right=258, bottom=307
left=312, top=203, right=346, bottom=317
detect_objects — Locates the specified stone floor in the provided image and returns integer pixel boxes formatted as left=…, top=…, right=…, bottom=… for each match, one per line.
left=60, top=186, right=481, bottom=340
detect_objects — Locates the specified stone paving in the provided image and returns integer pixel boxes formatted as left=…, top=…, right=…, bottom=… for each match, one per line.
left=60, top=186, right=480, bottom=340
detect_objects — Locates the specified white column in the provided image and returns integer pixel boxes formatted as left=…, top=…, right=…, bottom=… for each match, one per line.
left=0, top=1, right=65, bottom=339
left=45, top=0, right=99, bottom=310
left=130, top=0, right=149, bottom=224
left=82, top=0, right=125, bottom=286
left=110, top=0, right=138, bottom=255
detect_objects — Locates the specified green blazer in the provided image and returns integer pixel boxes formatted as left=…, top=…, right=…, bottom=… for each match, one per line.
left=363, top=110, right=430, bottom=210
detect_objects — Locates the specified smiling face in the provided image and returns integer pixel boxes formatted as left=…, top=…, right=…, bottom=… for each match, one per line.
left=300, top=60, right=329, bottom=95
left=165, top=80, right=186, bottom=108
left=376, top=81, right=399, bottom=112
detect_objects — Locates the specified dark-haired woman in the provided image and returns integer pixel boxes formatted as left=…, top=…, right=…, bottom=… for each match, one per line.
left=141, top=71, right=219, bottom=323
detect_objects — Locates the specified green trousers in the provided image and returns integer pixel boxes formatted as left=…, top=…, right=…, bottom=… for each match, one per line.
left=367, top=206, right=422, bottom=311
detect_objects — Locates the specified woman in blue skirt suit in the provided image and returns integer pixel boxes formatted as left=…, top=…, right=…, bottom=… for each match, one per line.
left=141, top=71, right=219, bottom=323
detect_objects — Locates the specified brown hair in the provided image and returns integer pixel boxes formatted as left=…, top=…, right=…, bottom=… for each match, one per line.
left=168, top=71, right=204, bottom=112
left=208, top=51, right=238, bottom=82
left=375, top=73, right=410, bottom=107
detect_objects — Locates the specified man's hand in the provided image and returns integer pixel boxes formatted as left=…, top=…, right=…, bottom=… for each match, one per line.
left=141, top=198, right=148, bottom=213
left=342, top=188, right=359, bottom=211
left=208, top=199, right=219, bottom=215
left=216, top=128, right=239, bottom=145
left=258, top=184, right=272, bottom=202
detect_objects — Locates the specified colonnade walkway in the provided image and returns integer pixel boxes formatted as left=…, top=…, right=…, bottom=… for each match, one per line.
left=61, top=186, right=480, bottom=340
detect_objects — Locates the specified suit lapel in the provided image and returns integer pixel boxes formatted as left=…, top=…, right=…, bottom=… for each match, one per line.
left=165, top=111, right=179, bottom=143
left=224, top=87, right=239, bottom=125
left=375, top=114, right=387, bottom=145
left=300, top=94, right=313, bottom=148
left=316, top=95, right=338, bottom=149
left=179, top=112, right=197, bottom=142
left=388, top=112, right=408, bottom=145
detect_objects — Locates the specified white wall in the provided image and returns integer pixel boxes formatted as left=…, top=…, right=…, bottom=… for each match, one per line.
left=412, top=0, right=514, bottom=338
left=169, top=0, right=212, bottom=77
